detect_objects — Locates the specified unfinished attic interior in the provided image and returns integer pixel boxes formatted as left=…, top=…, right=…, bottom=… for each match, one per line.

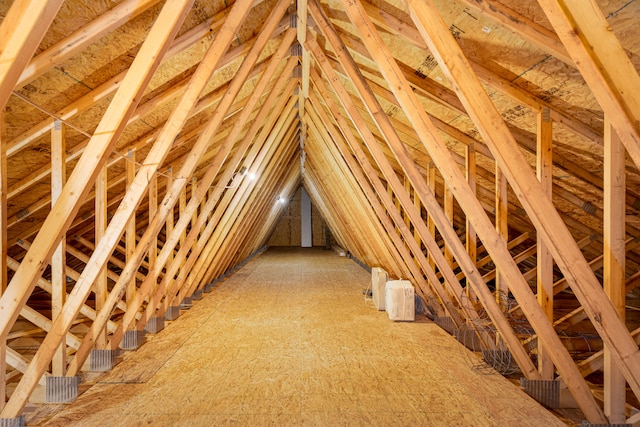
left=1, top=0, right=640, bottom=424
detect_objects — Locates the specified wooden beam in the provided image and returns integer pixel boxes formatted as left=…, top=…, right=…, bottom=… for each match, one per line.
left=537, top=108, right=554, bottom=380
left=0, top=1, right=63, bottom=109
left=603, top=116, right=626, bottom=423
left=51, top=120, right=67, bottom=376
left=537, top=0, right=640, bottom=170
left=465, top=144, right=477, bottom=266
left=0, top=0, right=197, bottom=417
left=345, top=0, right=606, bottom=420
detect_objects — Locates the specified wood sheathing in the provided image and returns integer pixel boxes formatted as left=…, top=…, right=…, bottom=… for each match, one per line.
left=0, top=0, right=639, bottom=423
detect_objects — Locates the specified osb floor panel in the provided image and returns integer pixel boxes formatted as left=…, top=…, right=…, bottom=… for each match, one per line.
left=26, top=248, right=568, bottom=426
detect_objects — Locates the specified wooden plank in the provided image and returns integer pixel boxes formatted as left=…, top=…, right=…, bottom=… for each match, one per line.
left=0, top=0, right=197, bottom=417
left=179, top=188, right=187, bottom=248
left=537, top=0, right=640, bottom=170
left=603, top=116, right=626, bottom=423
left=51, top=120, right=67, bottom=376
left=536, top=109, right=554, bottom=380
left=0, top=1, right=63, bottom=109
left=444, top=185, right=454, bottom=267
left=427, top=163, right=436, bottom=271
left=347, top=0, right=607, bottom=420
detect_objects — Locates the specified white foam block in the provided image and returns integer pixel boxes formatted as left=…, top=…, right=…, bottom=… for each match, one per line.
left=371, top=267, right=388, bottom=310
left=385, top=280, right=414, bottom=321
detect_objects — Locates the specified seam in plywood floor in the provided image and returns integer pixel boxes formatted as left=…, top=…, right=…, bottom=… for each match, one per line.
left=27, top=248, right=569, bottom=426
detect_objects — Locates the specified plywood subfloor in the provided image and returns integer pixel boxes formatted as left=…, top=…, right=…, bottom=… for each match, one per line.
left=26, top=248, right=568, bottom=426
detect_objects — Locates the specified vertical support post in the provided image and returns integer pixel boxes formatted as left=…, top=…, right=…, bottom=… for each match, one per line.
left=0, top=108, right=7, bottom=410
left=95, top=164, right=108, bottom=349
left=126, top=150, right=136, bottom=303
left=297, top=0, right=310, bottom=171
left=166, top=167, right=174, bottom=264
left=465, top=143, right=477, bottom=301
left=495, top=164, right=508, bottom=309
left=603, top=116, right=626, bottom=423
left=301, top=187, right=312, bottom=247
left=179, top=186, right=187, bottom=248
left=404, top=177, right=411, bottom=228
left=148, top=173, right=158, bottom=268
left=387, top=182, right=395, bottom=233
left=51, top=120, right=67, bottom=375
left=465, top=143, right=477, bottom=265
left=444, top=185, right=454, bottom=267
left=427, top=162, right=436, bottom=270
left=413, top=189, right=421, bottom=249
left=537, top=107, right=554, bottom=379
left=191, top=176, right=198, bottom=227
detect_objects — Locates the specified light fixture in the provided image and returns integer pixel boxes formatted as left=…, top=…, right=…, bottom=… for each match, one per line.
left=248, top=172, right=256, bottom=181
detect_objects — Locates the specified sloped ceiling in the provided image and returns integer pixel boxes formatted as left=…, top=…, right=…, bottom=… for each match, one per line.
left=1, top=0, right=640, bottom=422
